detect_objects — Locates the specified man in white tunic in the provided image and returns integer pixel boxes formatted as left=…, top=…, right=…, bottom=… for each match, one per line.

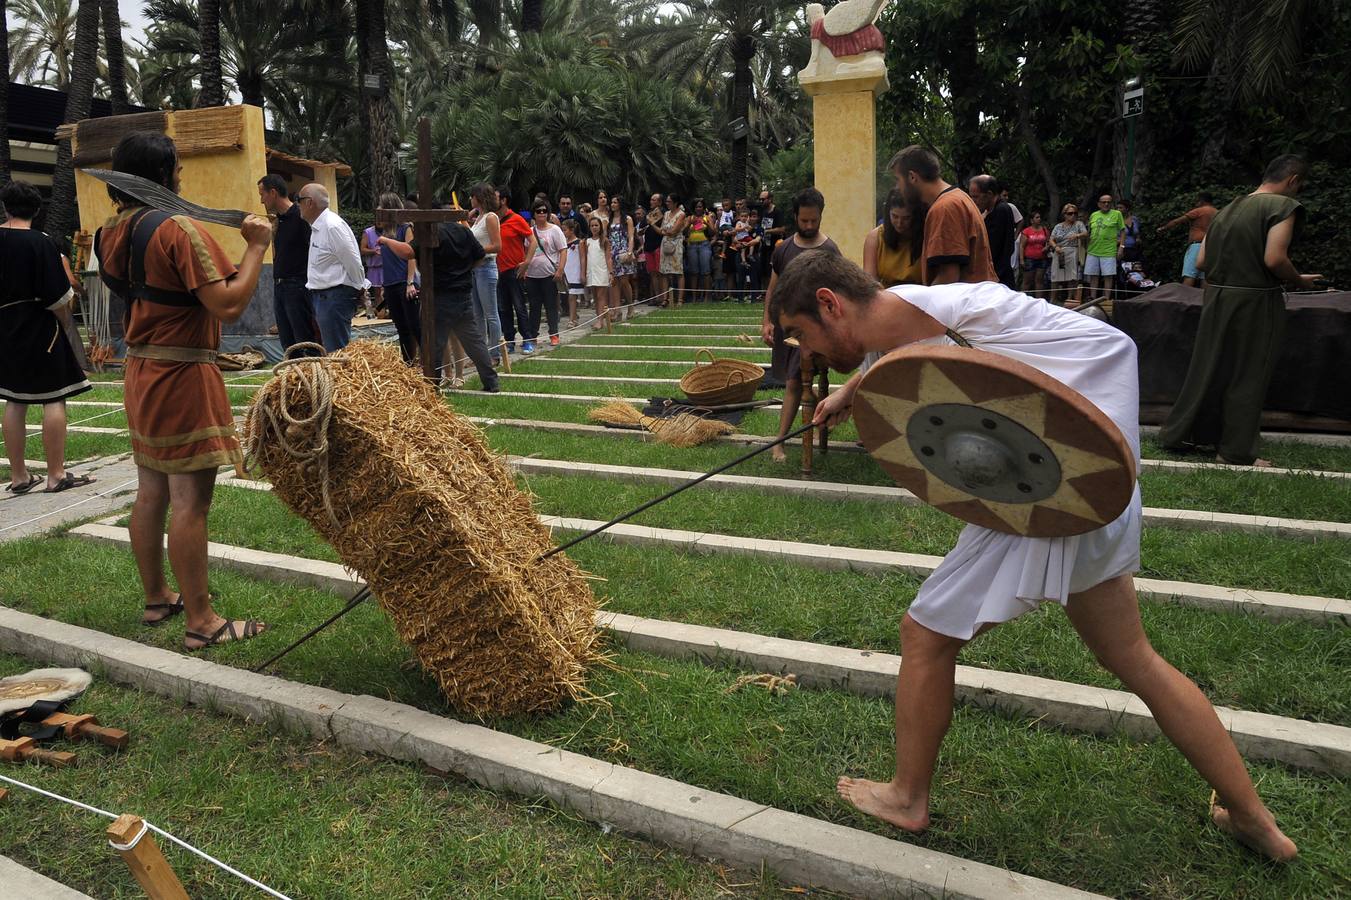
left=772, top=250, right=1296, bottom=861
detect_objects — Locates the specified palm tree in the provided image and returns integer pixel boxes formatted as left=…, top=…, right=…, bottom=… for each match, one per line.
left=520, top=0, right=542, bottom=32
left=1, top=0, right=12, bottom=184
left=355, top=0, right=398, bottom=206
left=6, top=0, right=81, bottom=89
left=100, top=0, right=130, bottom=113
left=197, top=0, right=225, bottom=105
left=633, top=0, right=808, bottom=197
left=141, top=0, right=348, bottom=114
left=1173, top=0, right=1316, bottom=165
left=45, top=0, right=100, bottom=246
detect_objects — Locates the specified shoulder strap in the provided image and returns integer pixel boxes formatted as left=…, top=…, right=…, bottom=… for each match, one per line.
left=124, top=210, right=201, bottom=308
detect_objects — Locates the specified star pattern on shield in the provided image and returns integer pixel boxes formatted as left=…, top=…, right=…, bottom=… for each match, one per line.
left=858, top=361, right=1123, bottom=535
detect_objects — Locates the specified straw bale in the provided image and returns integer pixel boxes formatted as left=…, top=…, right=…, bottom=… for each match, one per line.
left=244, top=341, right=600, bottom=717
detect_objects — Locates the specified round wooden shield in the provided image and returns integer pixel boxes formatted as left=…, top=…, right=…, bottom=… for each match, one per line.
left=0, top=668, right=92, bottom=715
left=853, top=345, right=1136, bottom=537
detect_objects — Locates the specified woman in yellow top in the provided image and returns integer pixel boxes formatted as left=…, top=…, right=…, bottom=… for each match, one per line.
left=863, top=189, right=924, bottom=286
left=683, top=198, right=714, bottom=303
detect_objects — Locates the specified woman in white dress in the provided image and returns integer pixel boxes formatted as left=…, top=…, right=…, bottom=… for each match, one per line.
left=771, top=253, right=1297, bottom=862
left=581, top=216, right=613, bottom=327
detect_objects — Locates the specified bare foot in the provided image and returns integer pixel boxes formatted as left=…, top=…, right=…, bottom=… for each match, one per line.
left=836, top=777, right=929, bottom=833
left=185, top=617, right=266, bottom=651
left=1211, top=797, right=1298, bottom=861
left=1215, top=455, right=1274, bottom=468
left=769, top=446, right=788, bottom=463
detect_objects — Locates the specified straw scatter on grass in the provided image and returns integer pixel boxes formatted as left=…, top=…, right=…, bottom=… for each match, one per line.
left=244, top=341, right=601, bottom=717
left=586, top=401, right=736, bottom=448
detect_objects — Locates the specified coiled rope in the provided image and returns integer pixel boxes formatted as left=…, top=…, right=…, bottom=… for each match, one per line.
left=242, top=342, right=345, bottom=528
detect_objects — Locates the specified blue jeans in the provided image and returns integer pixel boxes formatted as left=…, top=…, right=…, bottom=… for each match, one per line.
left=496, top=268, right=528, bottom=345
left=273, top=277, right=320, bottom=354
left=311, top=285, right=359, bottom=352
left=472, top=264, right=502, bottom=357
left=685, top=241, right=712, bottom=276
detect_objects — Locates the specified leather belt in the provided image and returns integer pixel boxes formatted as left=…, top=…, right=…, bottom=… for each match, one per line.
left=125, top=343, right=218, bottom=364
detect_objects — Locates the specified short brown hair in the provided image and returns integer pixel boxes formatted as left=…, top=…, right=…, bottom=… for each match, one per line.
left=770, top=250, right=879, bottom=326
left=888, top=145, right=941, bottom=182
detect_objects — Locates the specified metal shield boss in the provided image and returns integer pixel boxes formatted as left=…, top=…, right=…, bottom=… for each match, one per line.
left=853, top=345, right=1136, bottom=537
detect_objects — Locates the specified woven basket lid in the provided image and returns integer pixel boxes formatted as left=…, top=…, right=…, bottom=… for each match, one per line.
left=0, top=668, right=92, bottom=715
left=854, top=344, right=1135, bottom=537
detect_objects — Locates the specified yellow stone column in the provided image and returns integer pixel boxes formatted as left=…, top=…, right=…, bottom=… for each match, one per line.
left=799, top=69, right=888, bottom=266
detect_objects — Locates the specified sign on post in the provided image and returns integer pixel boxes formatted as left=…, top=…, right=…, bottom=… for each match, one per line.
left=1123, top=87, right=1144, bottom=118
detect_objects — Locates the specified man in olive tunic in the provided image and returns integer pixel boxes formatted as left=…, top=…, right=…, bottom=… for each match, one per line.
left=1158, top=156, right=1323, bottom=467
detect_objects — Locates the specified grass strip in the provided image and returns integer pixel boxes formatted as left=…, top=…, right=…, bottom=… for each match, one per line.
left=485, top=426, right=1351, bottom=523
left=194, top=486, right=1351, bottom=725
left=0, top=541, right=1343, bottom=900
left=0, top=653, right=774, bottom=899
left=515, top=473, right=1351, bottom=601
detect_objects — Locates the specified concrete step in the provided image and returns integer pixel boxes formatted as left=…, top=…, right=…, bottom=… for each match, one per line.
left=66, top=523, right=1351, bottom=774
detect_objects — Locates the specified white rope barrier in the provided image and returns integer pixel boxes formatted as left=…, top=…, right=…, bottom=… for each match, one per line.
left=0, top=771, right=293, bottom=899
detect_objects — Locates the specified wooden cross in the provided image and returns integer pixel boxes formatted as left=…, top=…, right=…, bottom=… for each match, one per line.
left=374, top=116, right=467, bottom=380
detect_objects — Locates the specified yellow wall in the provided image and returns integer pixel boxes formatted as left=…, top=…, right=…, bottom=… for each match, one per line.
left=73, top=105, right=272, bottom=260
left=800, top=72, right=889, bottom=267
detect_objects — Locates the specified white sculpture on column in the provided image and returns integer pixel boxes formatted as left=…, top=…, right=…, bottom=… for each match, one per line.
left=800, top=0, right=890, bottom=83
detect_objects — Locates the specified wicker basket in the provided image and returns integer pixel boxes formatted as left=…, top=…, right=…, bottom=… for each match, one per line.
left=680, top=348, right=764, bottom=406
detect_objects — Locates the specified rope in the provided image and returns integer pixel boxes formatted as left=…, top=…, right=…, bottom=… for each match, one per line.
left=434, top=290, right=671, bottom=375
left=242, top=343, right=343, bottom=528
left=0, top=771, right=293, bottom=899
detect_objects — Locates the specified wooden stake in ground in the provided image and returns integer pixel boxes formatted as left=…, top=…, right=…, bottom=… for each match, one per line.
left=107, top=814, right=189, bottom=900
left=374, top=117, right=467, bottom=381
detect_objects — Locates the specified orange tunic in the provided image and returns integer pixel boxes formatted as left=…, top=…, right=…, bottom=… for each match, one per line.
left=98, top=208, right=243, bottom=474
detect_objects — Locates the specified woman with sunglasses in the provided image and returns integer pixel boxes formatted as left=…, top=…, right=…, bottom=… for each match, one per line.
left=520, top=199, right=568, bottom=350
left=1048, top=203, right=1087, bottom=306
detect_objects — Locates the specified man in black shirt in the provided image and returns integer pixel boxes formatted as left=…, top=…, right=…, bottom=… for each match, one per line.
left=384, top=220, right=499, bottom=391
left=258, top=175, right=321, bottom=354
left=968, top=174, right=1017, bottom=289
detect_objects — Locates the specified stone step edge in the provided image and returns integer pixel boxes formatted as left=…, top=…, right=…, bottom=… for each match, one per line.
left=66, top=523, right=1351, bottom=775
left=467, top=416, right=1351, bottom=480
left=0, top=604, right=1103, bottom=900
left=205, top=480, right=1350, bottom=626
left=505, top=456, right=1351, bottom=542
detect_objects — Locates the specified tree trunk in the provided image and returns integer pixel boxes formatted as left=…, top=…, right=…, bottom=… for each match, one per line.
left=726, top=36, right=754, bottom=198
left=358, top=0, right=397, bottom=206
left=100, top=0, right=129, bottom=114
left=1016, top=70, right=1058, bottom=216
left=46, top=0, right=101, bottom=247
left=238, top=72, right=265, bottom=111
left=1082, top=117, right=1112, bottom=211
left=0, top=0, right=12, bottom=185
left=521, top=0, right=543, bottom=33
left=197, top=0, right=226, bottom=107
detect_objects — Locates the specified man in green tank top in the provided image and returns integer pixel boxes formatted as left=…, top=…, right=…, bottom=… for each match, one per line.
left=1158, top=155, right=1323, bottom=466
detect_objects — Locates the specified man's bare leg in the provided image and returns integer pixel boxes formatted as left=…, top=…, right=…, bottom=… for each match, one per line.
left=837, top=613, right=967, bottom=831
left=770, top=377, right=804, bottom=463
left=3, top=401, right=30, bottom=488
left=1065, top=574, right=1297, bottom=861
left=130, top=466, right=178, bottom=622
left=167, top=469, right=265, bottom=648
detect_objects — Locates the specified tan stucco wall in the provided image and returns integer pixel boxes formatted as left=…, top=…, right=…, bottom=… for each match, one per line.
left=73, top=105, right=271, bottom=261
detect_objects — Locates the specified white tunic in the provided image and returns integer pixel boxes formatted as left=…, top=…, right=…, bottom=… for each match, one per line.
left=873, top=282, right=1142, bottom=640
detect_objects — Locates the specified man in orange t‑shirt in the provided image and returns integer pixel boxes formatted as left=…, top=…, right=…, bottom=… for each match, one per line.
left=1156, top=191, right=1219, bottom=287
left=889, top=145, right=997, bottom=286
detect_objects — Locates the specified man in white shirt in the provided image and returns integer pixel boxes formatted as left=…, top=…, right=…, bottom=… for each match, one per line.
left=771, top=249, right=1297, bottom=863
left=298, top=183, right=368, bottom=352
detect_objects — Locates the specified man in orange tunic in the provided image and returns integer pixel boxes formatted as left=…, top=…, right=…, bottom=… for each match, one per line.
left=96, top=132, right=273, bottom=650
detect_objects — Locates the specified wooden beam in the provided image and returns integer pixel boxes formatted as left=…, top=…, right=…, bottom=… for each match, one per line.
left=107, top=814, right=190, bottom=900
